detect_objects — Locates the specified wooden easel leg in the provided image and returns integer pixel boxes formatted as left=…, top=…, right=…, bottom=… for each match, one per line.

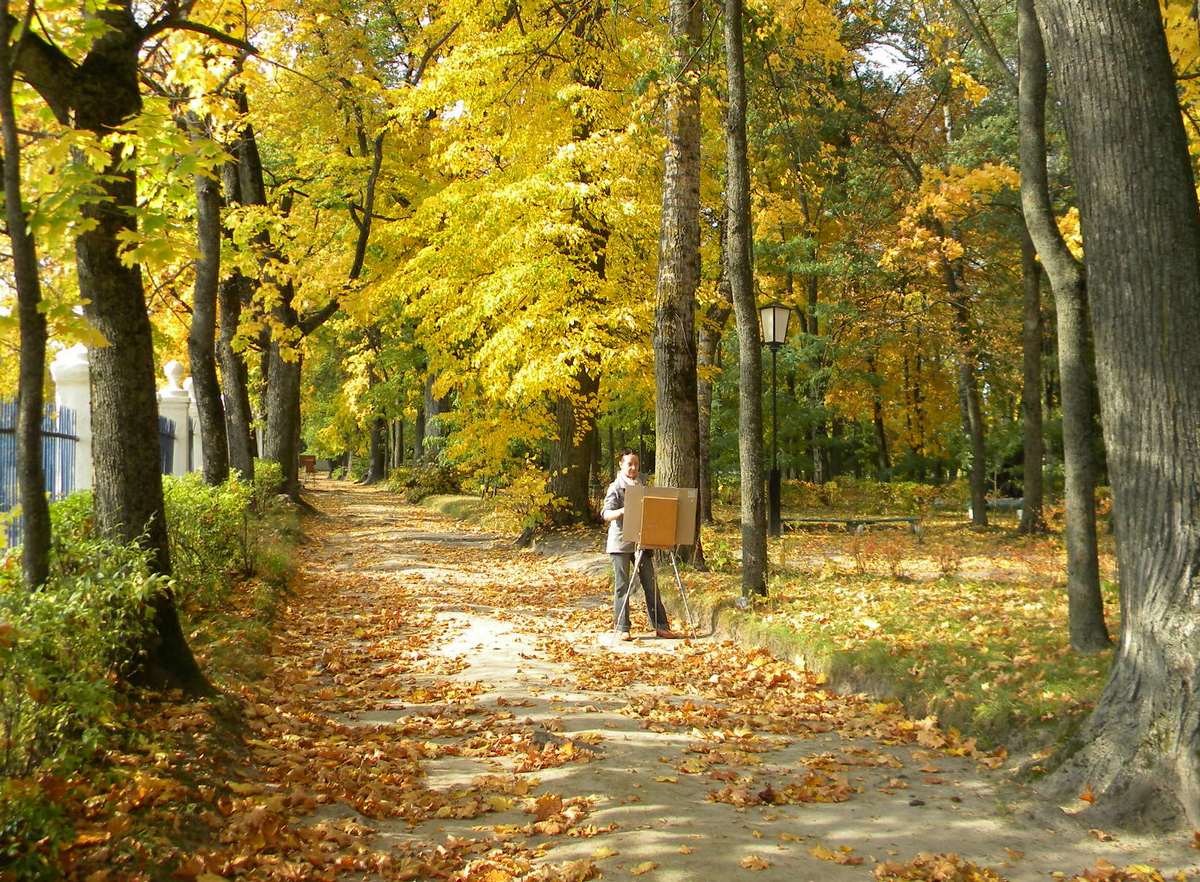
left=615, top=547, right=643, bottom=634
left=668, top=549, right=696, bottom=637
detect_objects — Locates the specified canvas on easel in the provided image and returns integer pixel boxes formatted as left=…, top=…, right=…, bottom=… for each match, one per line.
left=639, top=495, right=679, bottom=548
left=623, top=485, right=699, bottom=549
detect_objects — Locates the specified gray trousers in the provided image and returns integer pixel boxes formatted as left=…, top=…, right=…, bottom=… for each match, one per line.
left=611, top=550, right=669, bottom=632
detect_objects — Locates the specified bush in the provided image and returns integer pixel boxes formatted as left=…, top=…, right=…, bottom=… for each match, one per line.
left=251, top=459, right=284, bottom=511
left=488, top=468, right=567, bottom=533
left=387, top=462, right=462, bottom=502
left=1, top=532, right=160, bottom=781
left=162, top=474, right=254, bottom=606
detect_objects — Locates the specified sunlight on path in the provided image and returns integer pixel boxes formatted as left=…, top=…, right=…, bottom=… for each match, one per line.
left=221, top=480, right=1197, bottom=882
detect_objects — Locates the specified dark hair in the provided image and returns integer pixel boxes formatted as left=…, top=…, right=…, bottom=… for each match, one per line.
left=617, top=447, right=638, bottom=464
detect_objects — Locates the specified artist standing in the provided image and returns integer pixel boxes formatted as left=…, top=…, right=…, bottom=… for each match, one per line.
left=602, top=449, right=682, bottom=641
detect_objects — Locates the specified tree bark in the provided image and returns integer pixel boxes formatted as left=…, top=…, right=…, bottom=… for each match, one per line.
left=697, top=300, right=729, bottom=526
left=263, top=289, right=302, bottom=497
left=217, top=160, right=256, bottom=481
left=13, top=3, right=206, bottom=691
left=548, top=370, right=601, bottom=522
left=866, top=354, right=891, bottom=478
left=1018, top=226, right=1045, bottom=532
left=723, top=0, right=767, bottom=597
left=945, top=259, right=988, bottom=526
left=653, top=0, right=703, bottom=565
left=421, top=374, right=451, bottom=461
left=0, top=6, right=50, bottom=589
left=187, top=139, right=229, bottom=486
left=1038, top=0, right=1200, bottom=827
left=363, top=415, right=387, bottom=484
left=1017, top=0, right=1109, bottom=651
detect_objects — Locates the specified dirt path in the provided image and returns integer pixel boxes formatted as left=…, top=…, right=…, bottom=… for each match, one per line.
left=225, top=481, right=1196, bottom=882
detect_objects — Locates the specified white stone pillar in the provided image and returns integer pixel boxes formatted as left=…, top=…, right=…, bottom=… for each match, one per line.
left=157, top=361, right=191, bottom=477
left=49, top=344, right=93, bottom=492
left=183, top=378, right=203, bottom=475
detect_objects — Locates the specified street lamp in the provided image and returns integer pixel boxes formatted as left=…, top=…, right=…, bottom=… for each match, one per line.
left=758, top=302, right=791, bottom=537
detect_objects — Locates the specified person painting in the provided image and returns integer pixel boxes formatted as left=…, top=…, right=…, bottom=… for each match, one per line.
left=602, top=449, right=683, bottom=641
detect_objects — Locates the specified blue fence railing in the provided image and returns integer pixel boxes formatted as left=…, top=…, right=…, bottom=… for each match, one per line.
left=0, top=400, right=78, bottom=548
left=159, top=416, right=176, bottom=475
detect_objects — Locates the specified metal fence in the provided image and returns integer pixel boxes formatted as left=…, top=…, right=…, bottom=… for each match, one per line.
left=159, top=416, right=176, bottom=475
left=0, top=400, right=78, bottom=548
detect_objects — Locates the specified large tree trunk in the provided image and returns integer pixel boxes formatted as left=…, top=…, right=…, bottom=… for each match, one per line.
left=723, top=0, right=767, bottom=597
left=945, top=260, right=988, bottom=527
left=697, top=303, right=728, bottom=526
left=698, top=215, right=732, bottom=526
left=1018, top=227, right=1045, bottom=532
left=421, top=374, right=451, bottom=461
left=548, top=370, right=600, bottom=523
left=217, top=162, right=256, bottom=481
left=1017, top=0, right=1110, bottom=651
left=187, top=144, right=229, bottom=486
left=362, top=416, right=387, bottom=485
left=1038, top=0, right=1200, bottom=827
left=19, top=4, right=207, bottom=691
left=0, top=10, right=50, bottom=589
left=867, top=354, right=891, bottom=478
left=262, top=285, right=302, bottom=497
left=653, top=0, right=703, bottom=565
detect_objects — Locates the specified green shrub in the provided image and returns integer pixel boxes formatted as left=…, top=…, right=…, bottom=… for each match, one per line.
left=251, top=459, right=284, bottom=511
left=387, top=462, right=462, bottom=502
left=488, top=468, right=567, bottom=533
left=162, top=474, right=254, bottom=606
left=1, top=532, right=160, bottom=780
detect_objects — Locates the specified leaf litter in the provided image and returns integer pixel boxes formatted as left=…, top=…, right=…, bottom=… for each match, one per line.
left=42, top=484, right=1200, bottom=881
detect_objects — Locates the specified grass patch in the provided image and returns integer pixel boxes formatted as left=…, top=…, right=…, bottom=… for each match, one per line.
left=683, top=515, right=1118, bottom=758
left=421, top=493, right=492, bottom=522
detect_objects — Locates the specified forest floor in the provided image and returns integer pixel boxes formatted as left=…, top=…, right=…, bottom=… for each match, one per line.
left=61, top=480, right=1200, bottom=881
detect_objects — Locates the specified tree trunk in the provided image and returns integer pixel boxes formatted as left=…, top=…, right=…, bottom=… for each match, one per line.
left=16, top=4, right=206, bottom=691
left=698, top=216, right=732, bottom=526
left=1018, top=227, right=1045, bottom=532
left=363, top=416, right=387, bottom=484
left=1017, top=0, right=1109, bottom=651
left=867, top=355, right=891, bottom=478
left=548, top=370, right=600, bottom=522
left=217, top=161, right=256, bottom=482
left=1038, top=0, right=1200, bottom=827
left=263, top=290, right=302, bottom=497
left=187, top=146, right=229, bottom=486
left=653, top=0, right=703, bottom=566
left=0, top=10, right=50, bottom=589
left=421, top=374, right=451, bottom=461
left=415, top=400, right=426, bottom=461
left=723, top=0, right=767, bottom=595
left=946, top=263, right=988, bottom=527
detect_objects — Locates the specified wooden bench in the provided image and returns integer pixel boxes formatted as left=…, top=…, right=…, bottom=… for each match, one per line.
left=783, top=515, right=921, bottom=534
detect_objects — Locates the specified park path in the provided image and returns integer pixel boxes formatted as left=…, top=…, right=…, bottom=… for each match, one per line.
left=217, top=480, right=1197, bottom=882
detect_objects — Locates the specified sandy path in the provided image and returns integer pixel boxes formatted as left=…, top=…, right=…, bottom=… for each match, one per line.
left=276, top=481, right=1196, bottom=881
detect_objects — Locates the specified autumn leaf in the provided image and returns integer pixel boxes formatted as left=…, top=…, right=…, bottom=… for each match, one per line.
left=740, top=855, right=771, bottom=870
left=629, top=861, right=657, bottom=876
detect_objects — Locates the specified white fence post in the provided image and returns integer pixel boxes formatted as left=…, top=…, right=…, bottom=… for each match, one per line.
left=49, top=344, right=92, bottom=492
left=157, top=361, right=190, bottom=477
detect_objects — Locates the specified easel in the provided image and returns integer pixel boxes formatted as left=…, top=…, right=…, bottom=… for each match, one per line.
left=616, top=486, right=698, bottom=638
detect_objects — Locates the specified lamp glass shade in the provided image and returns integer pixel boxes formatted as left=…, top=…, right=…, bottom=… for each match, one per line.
left=758, top=303, right=791, bottom=346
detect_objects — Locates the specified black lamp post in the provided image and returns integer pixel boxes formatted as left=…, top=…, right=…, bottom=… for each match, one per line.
left=758, top=302, right=791, bottom=537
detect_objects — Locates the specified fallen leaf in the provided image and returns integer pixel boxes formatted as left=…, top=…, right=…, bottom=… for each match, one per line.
left=740, top=855, right=770, bottom=870
left=629, top=861, right=657, bottom=876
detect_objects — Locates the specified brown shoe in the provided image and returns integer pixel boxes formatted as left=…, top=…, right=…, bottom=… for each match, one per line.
left=617, top=631, right=633, bottom=642
left=654, top=628, right=685, bottom=639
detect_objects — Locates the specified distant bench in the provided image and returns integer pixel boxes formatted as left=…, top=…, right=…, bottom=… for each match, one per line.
left=783, top=516, right=921, bottom=535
